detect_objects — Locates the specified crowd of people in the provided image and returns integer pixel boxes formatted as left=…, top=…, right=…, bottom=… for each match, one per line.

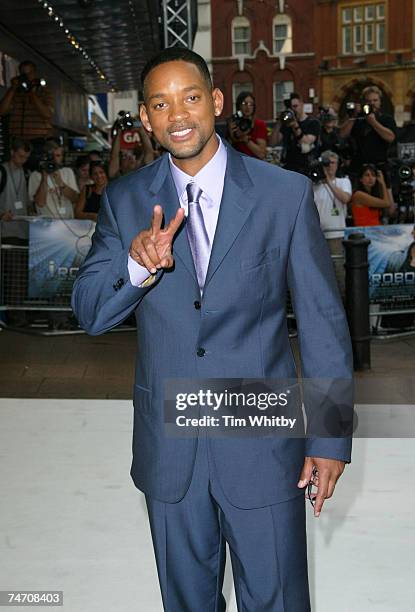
left=0, top=59, right=414, bottom=253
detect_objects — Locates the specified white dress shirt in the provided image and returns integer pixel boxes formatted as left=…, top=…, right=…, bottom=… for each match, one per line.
left=128, top=135, right=227, bottom=286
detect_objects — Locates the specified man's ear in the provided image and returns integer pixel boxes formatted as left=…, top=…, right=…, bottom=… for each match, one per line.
left=212, top=88, right=224, bottom=117
left=140, top=105, right=152, bottom=132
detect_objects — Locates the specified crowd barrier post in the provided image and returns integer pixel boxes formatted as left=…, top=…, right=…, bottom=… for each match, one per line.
left=343, top=232, right=371, bottom=370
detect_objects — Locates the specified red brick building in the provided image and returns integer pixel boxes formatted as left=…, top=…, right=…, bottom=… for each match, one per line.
left=314, top=0, right=415, bottom=125
left=211, top=0, right=317, bottom=122
left=211, top=0, right=415, bottom=126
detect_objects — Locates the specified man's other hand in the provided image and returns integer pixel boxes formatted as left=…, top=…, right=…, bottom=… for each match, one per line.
left=297, top=456, right=346, bottom=517
left=129, top=204, right=185, bottom=274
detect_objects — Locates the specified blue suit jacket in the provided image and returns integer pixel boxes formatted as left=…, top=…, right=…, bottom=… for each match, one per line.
left=72, top=144, right=353, bottom=509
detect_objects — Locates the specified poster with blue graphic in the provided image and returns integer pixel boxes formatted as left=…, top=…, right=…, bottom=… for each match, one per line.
left=28, top=218, right=95, bottom=298
left=344, top=224, right=415, bottom=305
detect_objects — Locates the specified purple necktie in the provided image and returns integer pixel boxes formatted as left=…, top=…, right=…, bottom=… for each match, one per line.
left=186, top=182, right=210, bottom=293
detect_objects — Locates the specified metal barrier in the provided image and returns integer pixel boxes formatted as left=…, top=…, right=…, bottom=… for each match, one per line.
left=0, top=220, right=135, bottom=336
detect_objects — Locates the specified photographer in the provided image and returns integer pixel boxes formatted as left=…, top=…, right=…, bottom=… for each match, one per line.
left=108, top=110, right=154, bottom=180
left=227, top=92, right=267, bottom=160
left=339, top=86, right=397, bottom=186
left=312, top=151, right=352, bottom=294
left=319, top=110, right=341, bottom=155
left=270, top=92, right=320, bottom=174
left=28, top=140, right=79, bottom=218
left=0, top=60, right=54, bottom=165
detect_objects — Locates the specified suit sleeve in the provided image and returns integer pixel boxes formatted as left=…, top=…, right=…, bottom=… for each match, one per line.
left=71, top=188, right=158, bottom=335
left=287, top=179, right=354, bottom=462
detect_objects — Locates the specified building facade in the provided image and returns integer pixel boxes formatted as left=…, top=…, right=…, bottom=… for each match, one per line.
left=211, top=0, right=316, bottom=122
left=315, top=0, right=415, bottom=126
left=210, top=0, right=415, bottom=126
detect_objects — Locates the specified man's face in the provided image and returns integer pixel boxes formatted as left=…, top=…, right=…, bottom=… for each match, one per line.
left=19, top=63, right=36, bottom=81
left=140, top=60, right=223, bottom=161
left=365, top=93, right=381, bottom=112
left=290, top=98, right=303, bottom=118
left=52, top=147, right=64, bottom=165
left=11, top=147, right=30, bottom=167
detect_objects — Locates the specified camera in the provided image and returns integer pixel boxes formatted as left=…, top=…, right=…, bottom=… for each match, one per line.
left=307, top=157, right=331, bottom=183
left=114, top=111, right=142, bottom=133
left=361, top=103, right=375, bottom=116
left=395, top=161, right=415, bottom=223
left=18, top=75, right=46, bottom=92
left=39, top=153, right=60, bottom=174
left=280, top=109, right=296, bottom=124
left=230, top=110, right=252, bottom=133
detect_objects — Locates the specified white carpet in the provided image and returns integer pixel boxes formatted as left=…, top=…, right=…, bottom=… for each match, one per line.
left=0, top=399, right=413, bottom=612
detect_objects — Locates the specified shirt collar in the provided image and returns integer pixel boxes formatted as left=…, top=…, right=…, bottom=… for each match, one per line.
left=168, top=135, right=227, bottom=207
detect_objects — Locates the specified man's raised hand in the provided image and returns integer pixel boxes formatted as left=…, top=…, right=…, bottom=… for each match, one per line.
left=129, top=205, right=185, bottom=274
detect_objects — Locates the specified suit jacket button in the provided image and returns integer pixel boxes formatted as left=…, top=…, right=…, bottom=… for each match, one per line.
left=197, top=347, right=205, bottom=357
left=194, top=301, right=201, bottom=310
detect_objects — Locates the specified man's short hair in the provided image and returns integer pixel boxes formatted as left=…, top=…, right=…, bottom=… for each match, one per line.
left=321, top=150, right=339, bottom=164
left=362, top=85, right=382, bottom=99
left=10, top=137, right=32, bottom=153
left=290, top=92, right=302, bottom=102
left=141, top=48, right=212, bottom=98
left=18, top=60, right=36, bottom=73
left=43, top=140, right=61, bottom=154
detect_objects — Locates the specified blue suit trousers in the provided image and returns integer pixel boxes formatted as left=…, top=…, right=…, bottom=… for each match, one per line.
left=145, top=434, right=311, bottom=612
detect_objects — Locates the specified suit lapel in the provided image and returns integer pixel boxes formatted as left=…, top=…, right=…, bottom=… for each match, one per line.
left=148, top=155, right=197, bottom=285
left=147, top=145, right=256, bottom=292
left=204, top=145, right=255, bottom=290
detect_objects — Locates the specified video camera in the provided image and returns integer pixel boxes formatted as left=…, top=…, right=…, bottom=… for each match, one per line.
left=230, top=110, right=252, bottom=133
left=18, top=75, right=47, bottom=92
left=318, top=106, right=336, bottom=124
left=307, top=157, right=331, bottom=183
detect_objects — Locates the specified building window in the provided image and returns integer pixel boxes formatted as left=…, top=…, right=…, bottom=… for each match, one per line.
left=273, top=14, right=292, bottom=54
left=232, top=82, right=253, bottom=112
left=273, top=81, right=294, bottom=118
left=232, top=16, right=251, bottom=56
left=341, top=3, right=385, bottom=54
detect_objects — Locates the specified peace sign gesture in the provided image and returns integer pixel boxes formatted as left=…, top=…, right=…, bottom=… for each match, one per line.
left=129, top=205, right=185, bottom=274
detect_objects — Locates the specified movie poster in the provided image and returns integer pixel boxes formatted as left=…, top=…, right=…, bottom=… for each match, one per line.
left=28, top=218, right=95, bottom=299
left=344, top=224, right=415, bottom=305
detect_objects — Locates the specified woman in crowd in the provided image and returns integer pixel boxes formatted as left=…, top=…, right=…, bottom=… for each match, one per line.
left=227, top=91, right=267, bottom=160
left=75, top=161, right=108, bottom=222
left=351, top=164, right=393, bottom=226
left=74, top=155, right=93, bottom=192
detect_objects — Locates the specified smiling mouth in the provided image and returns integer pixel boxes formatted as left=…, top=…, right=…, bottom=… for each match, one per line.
left=169, top=126, right=196, bottom=137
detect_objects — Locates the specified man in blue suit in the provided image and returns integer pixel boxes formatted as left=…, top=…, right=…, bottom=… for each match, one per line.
left=72, top=48, right=353, bottom=611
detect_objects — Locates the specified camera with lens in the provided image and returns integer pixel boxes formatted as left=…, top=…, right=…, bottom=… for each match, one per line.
left=307, top=157, right=331, bottom=183
left=280, top=109, right=296, bottom=124
left=114, top=111, right=142, bottom=134
left=39, top=153, right=60, bottom=174
left=361, top=103, right=375, bottom=116
left=394, top=160, right=415, bottom=223
left=230, top=110, right=252, bottom=133
left=18, top=75, right=46, bottom=92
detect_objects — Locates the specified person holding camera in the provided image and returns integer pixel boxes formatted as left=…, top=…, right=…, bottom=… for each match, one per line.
left=108, top=110, right=155, bottom=180
left=0, top=60, right=54, bottom=165
left=351, top=164, right=393, bottom=226
left=270, top=92, right=321, bottom=174
left=227, top=91, right=267, bottom=160
left=28, top=141, right=79, bottom=218
left=313, top=151, right=352, bottom=295
left=339, top=86, right=397, bottom=187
